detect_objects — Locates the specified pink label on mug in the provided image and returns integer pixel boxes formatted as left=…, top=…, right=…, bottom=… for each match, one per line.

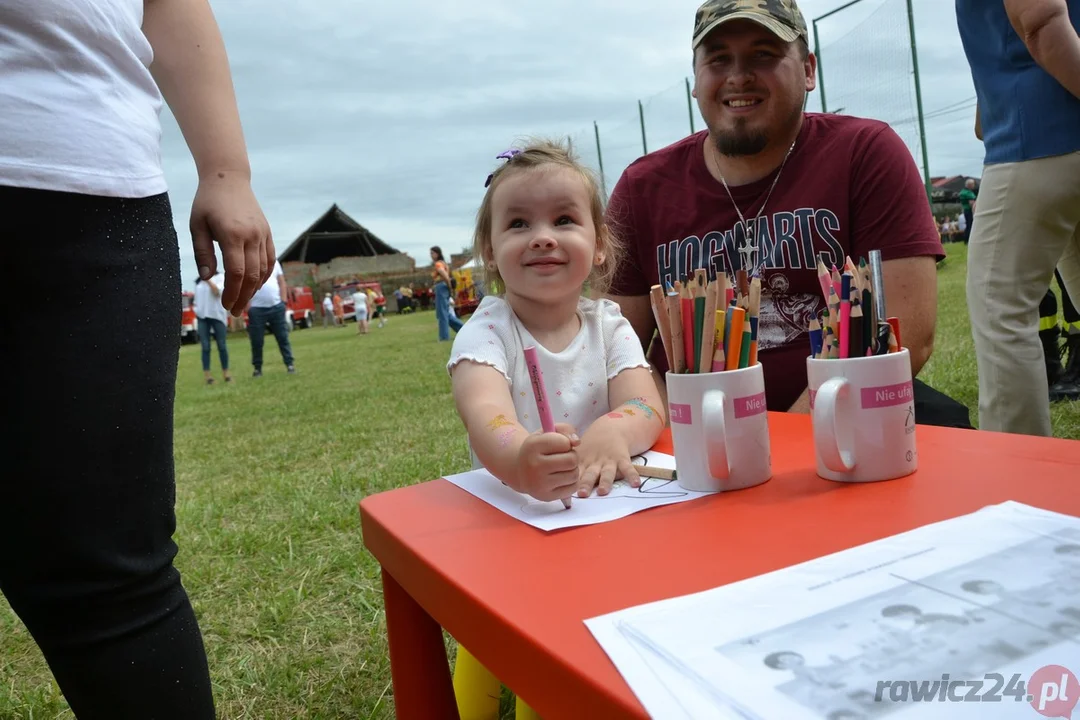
left=809, top=389, right=816, bottom=409
left=670, top=403, right=693, bottom=425
left=734, top=391, right=767, bottom=418
left=860, top=380, right=914, bottom=409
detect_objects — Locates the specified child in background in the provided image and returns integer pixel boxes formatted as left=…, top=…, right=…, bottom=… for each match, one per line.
left=446, top=140, right=665, bottom=719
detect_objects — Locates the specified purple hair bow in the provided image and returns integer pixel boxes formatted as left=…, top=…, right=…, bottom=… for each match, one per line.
left=484, top=148, right=522, bottom=188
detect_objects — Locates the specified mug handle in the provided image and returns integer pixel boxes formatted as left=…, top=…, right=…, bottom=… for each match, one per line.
left=702, top=389, right=731, bottom=479
left=812, top=377, right=857, bottom=472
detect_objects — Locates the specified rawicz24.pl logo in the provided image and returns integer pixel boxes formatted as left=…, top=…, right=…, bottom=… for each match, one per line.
left=873, top=665, right=1077, bottom=718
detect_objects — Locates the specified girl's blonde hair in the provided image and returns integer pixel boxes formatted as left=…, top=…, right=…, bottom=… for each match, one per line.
left=472, top=137, right=624, bottom=297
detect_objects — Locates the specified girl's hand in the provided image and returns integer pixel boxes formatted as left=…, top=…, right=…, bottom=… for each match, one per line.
left=574, top=422, right=640, bottom=497
left=518, top=423, right=580, bottom=502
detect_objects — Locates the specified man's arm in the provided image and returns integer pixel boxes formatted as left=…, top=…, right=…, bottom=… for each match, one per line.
left=277, top=275, right=288, bottom=304
left=1004, top=0, right=1080, bottom=99
left=974, top=101, right=983, bottom=141
left=881, top=256, right=937, bottom=376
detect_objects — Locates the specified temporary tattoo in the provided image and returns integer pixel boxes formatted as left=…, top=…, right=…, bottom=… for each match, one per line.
left=487, top=414, right=513, bottom=431
left=605, top=412, right=623, bottom=420
left=623, top=398, right=659, bottom=420
left=496, top=427, right=517, bottom=448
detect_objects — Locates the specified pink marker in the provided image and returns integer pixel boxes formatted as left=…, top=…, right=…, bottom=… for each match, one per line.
left=523, top=345, right=572, bottom=509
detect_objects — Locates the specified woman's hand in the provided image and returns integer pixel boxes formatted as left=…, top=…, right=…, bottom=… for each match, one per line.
left=190, top=172, right=274, bottom=315
left=574, top=421, right=640, bottom=497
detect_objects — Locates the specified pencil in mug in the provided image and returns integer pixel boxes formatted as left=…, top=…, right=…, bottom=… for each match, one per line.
left=666, top=283, right=685, bottom=374
left=748, top=276, right=761, bottom=366
left=697, top=273, right=719, bottom=375
left=522, top=345, right=572, bottom=509
left=649, top=284, right=674, bottom=372
left=725, top=305, right=746, bottom=371
left=680, top=282, right=695, bottom=373
left=692, top=270, right=707, bottom=374
left=712, top=308, right=727, bottom=371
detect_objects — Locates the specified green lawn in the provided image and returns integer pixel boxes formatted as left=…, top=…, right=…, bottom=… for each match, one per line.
left=1, top=244, right=1077, bottom=719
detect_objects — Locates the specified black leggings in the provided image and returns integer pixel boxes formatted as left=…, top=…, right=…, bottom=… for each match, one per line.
left=0, top=188, right=215, bottom=719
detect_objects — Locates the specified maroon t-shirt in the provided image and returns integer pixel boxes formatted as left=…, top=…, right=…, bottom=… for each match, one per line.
left=605, top=113, right=945, bottom=411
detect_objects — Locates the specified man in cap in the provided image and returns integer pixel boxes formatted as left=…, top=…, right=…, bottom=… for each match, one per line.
left=603, top=0, right=956, bottom=422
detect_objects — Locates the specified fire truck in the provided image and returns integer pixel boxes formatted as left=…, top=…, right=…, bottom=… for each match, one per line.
left=181, top=291, right=198, bottom=344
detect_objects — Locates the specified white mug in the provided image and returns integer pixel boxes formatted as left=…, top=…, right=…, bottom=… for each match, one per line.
left=807, top=348, right=918, bottom=483
left=666, top=364, right=772, bottom=492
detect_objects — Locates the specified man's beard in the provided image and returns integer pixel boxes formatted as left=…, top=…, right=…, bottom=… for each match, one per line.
left=715, top=119, right=768, bottom=156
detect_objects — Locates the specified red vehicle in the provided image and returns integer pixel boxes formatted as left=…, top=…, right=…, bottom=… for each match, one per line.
left=181, top=291, right=198, bottom=344
left=240, top=285, right=317, bottom=331
left=286, top=286, right=317, bottom=329
left=338, top=282, right=384, bottom=322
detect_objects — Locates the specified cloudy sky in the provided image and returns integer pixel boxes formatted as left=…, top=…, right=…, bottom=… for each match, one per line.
left=161, top=0, right=984, bottom=290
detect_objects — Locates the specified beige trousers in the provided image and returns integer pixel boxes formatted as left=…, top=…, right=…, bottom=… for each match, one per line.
left=967, top=150, right=1080, bottom=437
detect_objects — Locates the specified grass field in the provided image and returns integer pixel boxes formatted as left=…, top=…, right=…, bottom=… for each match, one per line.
left=1, top=242, right=1077, bottom=718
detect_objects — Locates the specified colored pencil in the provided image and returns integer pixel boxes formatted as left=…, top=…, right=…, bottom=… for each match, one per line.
left=726, top=306, right=746, bottom=371
left=649, top=285, right=674, bottom=372
left=523, top=345, right=571, bottom=509
left=748, top=277, right=761, bottom=366
left=631, top=464, right=676, bottom=481
left=666, top=284, right=685, bottom=374
left=698, top=274, right=719, bottom=375
left=839, top=271, right=852, bottom=359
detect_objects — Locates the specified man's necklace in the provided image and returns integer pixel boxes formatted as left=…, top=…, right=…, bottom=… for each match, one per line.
left=710, top=137, right=797, bottom=276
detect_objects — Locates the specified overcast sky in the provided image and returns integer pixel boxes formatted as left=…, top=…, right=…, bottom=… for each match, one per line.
left=162, top=0, right=984, bottom=290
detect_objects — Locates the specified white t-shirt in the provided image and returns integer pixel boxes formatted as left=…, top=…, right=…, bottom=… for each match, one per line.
left=194, top=273, right=229, bottom=324
left=447, top=295, right=651, bottom=467
left=322, top=296, right=334, bottom=313
left=352, top=292, right=369, bottom=318
left=250, top=262, right=285, bottom=308
left=0, top=0, right=167, bottom=198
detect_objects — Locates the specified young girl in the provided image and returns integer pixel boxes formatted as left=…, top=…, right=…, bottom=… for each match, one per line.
left=446, top=139, right=665, bottom=718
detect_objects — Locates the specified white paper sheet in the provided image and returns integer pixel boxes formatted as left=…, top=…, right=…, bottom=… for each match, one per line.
left=586, top=606, right=751, bottom=719
left=444, top=451, right=712, bottom=531
left=591, top=501, right=1080, bottom=719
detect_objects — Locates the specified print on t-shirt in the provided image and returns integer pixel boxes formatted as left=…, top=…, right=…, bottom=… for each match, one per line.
left=655, top=209, right=846, bottom=352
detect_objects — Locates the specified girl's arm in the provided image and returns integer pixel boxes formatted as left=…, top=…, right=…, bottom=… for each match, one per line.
left=452, top=361, right=579, bottom=502
left=574, top=367, right=666, bottom=497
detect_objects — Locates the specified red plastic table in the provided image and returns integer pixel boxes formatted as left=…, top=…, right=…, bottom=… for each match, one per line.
left=359, top=412, right=1080, bottom=718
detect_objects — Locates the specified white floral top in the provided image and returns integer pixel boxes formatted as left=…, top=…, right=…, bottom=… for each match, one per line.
left=447, top=295, right=651, bottom=447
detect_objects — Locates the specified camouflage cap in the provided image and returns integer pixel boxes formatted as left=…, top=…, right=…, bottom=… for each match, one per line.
left=693, top=0, right=809, bottom=48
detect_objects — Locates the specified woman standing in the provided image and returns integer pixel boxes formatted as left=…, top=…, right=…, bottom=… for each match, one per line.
left=431, top=245, right=464, bottom=341
left=1, top=0, right=272, bottom=717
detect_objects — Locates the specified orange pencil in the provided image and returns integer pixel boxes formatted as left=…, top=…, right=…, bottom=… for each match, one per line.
left=725, top=306, right=746, bottom=371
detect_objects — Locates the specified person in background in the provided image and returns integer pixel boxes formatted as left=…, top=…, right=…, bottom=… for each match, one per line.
left=602, top=0, right=959, bottom=425
left=322, top=292, right=335, bottom=328
left=247, top=259, right=296, bottom=376
left=431, top=245, right=464, bottom=341
left=333, top=291, right=344, bottom=326
left=1, top=0, right=273, bottom=717
left=958, top=178, right=977, bottom=244
left=351, top=285, right=370, bottom=334
left=1040, top=270, right=1080, bottom=401
left=194, top=271, right=232, bottom=384
left=957, top=0, right=1080, bottom=436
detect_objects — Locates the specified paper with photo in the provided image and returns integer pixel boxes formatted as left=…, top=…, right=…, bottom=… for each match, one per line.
left=595, top=501, right=1080, bottom=719
left=444, top=451, right=714, bottom=531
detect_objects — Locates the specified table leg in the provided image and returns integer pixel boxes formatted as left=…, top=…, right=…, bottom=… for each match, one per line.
left=382, top=567, right=459, bottom=719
